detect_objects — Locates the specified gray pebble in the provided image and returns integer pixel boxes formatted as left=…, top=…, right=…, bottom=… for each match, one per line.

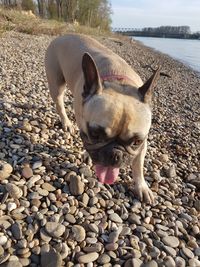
left=78, top=252, right=99, bottom=263
left=41, top=249, right=62, bottom=267
left=72, top=225, right=86, bottom=242
left=162, top=236, right=179, bottom=248
left=97, top=254, right=110, bottom=264
left=109, top=213, right=122, bottom=223
left=45, top=222, right=65, bottom=238
left=69, top=175, right=85, bottom=195
left=11, top=223, right=22, bottom=240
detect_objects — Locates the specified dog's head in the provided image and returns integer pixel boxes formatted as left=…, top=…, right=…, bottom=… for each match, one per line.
left=80, top=53, right=160, bottom=184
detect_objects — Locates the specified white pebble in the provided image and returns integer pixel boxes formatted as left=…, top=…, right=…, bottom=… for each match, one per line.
left=0, top=235, right=8, bottom=245
left=7, top=202, right=17, bottom=212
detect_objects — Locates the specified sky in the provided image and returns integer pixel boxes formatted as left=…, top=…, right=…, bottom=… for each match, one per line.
left=110, top=0, right=200, bottom=32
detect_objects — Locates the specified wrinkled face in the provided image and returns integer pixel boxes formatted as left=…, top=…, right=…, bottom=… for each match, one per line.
left=80, top=52, right=160, bottom=184
left=81, top=90, right=152, bottom=167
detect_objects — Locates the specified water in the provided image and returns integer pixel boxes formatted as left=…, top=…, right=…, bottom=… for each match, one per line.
left=133, top=36, right=200, bottom=73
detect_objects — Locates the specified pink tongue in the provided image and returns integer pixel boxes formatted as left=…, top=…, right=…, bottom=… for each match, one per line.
left=95, top=164, right=119, bottom=184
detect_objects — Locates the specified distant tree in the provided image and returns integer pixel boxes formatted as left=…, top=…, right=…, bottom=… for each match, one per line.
left=77, top=0, right=111, bottom=30
left=0, top=0, right=18, bottom=7
left=37, top=0, right=45, bottom=17
left=21, top=0, right=35, bottom=12
left=142, top=25, right=191, bottom=35
left=0, top=0, right=112, bottom=30
left=65, top=0, right=78, bottom=23
left=47, top=0, right=57, bottom=19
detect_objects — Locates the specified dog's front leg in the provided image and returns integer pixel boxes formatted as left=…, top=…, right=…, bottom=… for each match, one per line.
left=132, top=139, right=154, bottom=203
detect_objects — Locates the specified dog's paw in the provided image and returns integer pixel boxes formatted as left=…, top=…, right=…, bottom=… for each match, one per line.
left=133, top=182, right=155, bottom=204
left=62, top=120, right=75, bottom=135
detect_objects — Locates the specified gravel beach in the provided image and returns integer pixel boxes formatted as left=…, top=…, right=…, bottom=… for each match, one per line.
left=0, top=31, right=199, bottom=267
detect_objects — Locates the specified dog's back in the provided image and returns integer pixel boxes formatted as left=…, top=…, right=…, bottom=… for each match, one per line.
left=45, top=34, right=143, bottom=93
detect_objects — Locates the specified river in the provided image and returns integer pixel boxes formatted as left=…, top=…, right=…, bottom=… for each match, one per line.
left=133, top=36, right=200, bottom=73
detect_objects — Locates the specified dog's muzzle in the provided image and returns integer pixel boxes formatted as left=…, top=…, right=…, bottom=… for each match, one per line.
left=80, top=131, right=139, bottom=167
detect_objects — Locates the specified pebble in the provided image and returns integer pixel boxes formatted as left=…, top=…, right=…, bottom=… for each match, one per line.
left=194, top=200, right=200, bottom=211
left=78, top=252, right=99, bottom=263
left=9, top=255, right=19, bottom=261
left=165, top=165, right=176, bottom=178
left=162, top=236, right=179, bottom=248
left=89, top=223, right=99, bottom=234
left=45, top=222, right=65, bottom=238
left=11, top=223, right=22, bottom=240
left=143, top=260, right=158, bottom=267
left=38, top=188, right=49, bottom=196
left=41, top=250, right=62, bottom=267
left=164, top=246, right=176, bottom=257
left=188, top=258, right=200, bottom=266
left=21, top=166, right=33, bottom=179
left=105, top=243, right=118, bottom=251
left=109, top=213, right=123, bottom=223
left=175, top=257, right=186, bottom=267
left=97, top=254, right=110, bottom=264
left=164, top=256, right=176, bottom=267
left=5, top=183, right=23, bottom=199
left=82, top=193, right=89, bottom=206
left=0, top=161, right=13, bottom=180
left=124, top=258, right=143, bottom=267
left=7, top=202, right=17, bottom=212
left=69, top=175, right=85, bottom=195
left=65, top=214, right=76, bottom=224
left=194, top=247, right=200, bottom=257
left=19, top=258, right=30, bottom=266
left=192, top=225, right=199, bottom=235
left=128, top=213, right=141, bottom=224
left=0, top=236, right=8, bottom=245
left=42, top=183, right=56, bottom=192
left=32, top=161, right=43, bottom=169
left=0, top=245, right=4, bottom=256
left=1, top=262, right=23, bottom=267
left=159, top=154, right=169, bottom=162
left=181, top=247, right=194, bottom=259
left=40, top=229, right=52, bottom=242
left=72, top=225, right=86, bottom=242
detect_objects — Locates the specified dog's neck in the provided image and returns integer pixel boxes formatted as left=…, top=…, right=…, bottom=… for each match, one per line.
left=100, top=74, right=139, bottom=99
left=101, top=73, right=136, bottom=86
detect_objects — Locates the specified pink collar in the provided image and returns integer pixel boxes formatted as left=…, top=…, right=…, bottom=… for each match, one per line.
left=101, top=74, right=135, bottom=84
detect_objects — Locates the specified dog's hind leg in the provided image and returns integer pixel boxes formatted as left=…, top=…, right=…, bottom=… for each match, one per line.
left=45, top=61, right=73, bottom=133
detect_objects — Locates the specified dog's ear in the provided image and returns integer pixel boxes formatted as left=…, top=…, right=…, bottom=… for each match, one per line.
left=138, top=66, right=161, bottom=104
left=82, top=53, right=102, bottom=98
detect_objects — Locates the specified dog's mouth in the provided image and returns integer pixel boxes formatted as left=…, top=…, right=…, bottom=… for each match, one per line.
left=95, top=164, right=119, bottom=184
left=80, top=130, right=144, bottom=185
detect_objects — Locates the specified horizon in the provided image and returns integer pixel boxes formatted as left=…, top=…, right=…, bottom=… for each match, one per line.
left=110, top=0, right=200, bottom=33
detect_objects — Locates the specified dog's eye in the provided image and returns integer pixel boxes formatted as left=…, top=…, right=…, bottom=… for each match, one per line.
left=131, top=138, right=143, bottom=146
left=122, top=136, right=143, bottom=146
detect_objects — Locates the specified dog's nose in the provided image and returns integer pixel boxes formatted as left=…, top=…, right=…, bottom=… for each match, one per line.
left=110, top=149, right=123, bottom=166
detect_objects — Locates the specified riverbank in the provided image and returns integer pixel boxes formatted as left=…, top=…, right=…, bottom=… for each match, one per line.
left=132, top=36, right=200, bottom=74
left=0, top=31, right=199, bottom=267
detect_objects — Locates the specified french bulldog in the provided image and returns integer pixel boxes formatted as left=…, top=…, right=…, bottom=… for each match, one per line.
left=45, top=34, right=160, bottom=203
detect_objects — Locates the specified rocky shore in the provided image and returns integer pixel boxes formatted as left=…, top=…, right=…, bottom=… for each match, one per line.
left=0, top=31, right=199, bottom=267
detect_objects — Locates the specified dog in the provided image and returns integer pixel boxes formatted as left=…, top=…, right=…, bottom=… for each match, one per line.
left=45, top=34, right=160, bottom=203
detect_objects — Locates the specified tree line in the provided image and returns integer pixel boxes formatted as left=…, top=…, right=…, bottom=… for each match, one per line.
left=0, top=0, right=112, bottom=31
left=143, top=26, right=191, bottom=34
left=142, top=26, right=200, bottom=39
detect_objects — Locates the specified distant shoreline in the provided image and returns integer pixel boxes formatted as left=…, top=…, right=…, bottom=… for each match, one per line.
left=130, top=36, right=200, bottom=75
left=119, top=33, right=200, bottom=40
